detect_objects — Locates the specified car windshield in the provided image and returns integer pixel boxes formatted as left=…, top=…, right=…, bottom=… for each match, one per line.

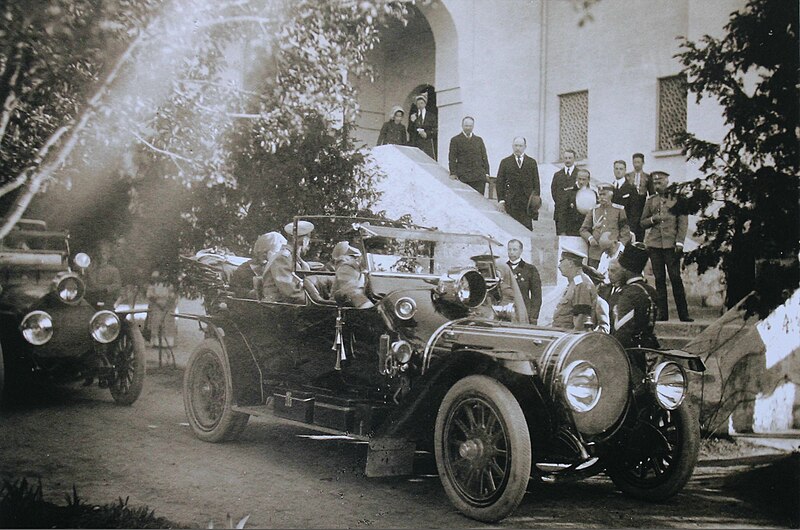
left=358, top=224, right=497, bottom=276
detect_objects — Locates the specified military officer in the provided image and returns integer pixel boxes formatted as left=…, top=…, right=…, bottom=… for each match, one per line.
left=607, top=242, right=660, bottom=351
left=640, top=170, right=692, bottom=322
left=261, top=220, right=315, bottom=303
left=552, top=249, right=598, bottom=330
left=580, top=183, right=631, bottom=269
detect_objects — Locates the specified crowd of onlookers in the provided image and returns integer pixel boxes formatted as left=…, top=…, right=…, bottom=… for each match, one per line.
left=377, top=94, right=692, bottom=325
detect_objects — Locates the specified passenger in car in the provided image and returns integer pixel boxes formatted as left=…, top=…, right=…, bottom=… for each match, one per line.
left=261, top=221, right=314, bottom=303
left=230, top=232, right=286, bottom=298
left=331, top=241, right=374, bottom=309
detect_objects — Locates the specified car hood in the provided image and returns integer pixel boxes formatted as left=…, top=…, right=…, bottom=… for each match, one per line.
left=0, top=282, right=53, bottom=314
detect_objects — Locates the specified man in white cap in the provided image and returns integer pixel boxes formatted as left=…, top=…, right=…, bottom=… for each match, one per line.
left=261, top=220, right=315, bottom=303
left=552, top=249, right=598, bottom=330
left=408, top=92, right=437, bottom=160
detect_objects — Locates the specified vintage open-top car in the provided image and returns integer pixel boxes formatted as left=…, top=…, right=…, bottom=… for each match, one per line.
left=0, top=219, right=145, bottom=407
left=181, top=215, right=705, bottom=522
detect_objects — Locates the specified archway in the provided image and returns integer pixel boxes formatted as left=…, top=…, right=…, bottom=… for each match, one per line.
left=354, top=1, right=460, bottom=157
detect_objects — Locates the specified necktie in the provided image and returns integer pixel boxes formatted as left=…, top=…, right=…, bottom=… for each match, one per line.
left=517, top=157, right=522, bottom=168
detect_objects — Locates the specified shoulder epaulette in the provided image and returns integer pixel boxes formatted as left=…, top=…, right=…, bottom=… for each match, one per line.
left=612, top=203, right=623, bottom=209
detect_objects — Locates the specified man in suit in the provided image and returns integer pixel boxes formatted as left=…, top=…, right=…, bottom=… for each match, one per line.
left=506, top=239, right=542, bottom=324
left=551, top=148, right=577, bottom=235
left=625, top=153, right=653, bottom=242
left=408, top=93, right=437, bottom=160
left=448, top=116, right=490, bottom=194
left=496, top=136, right=541, bottom=228
left=580, top=183, right=631, bottom=268
left=611, top=160, right=638, bottom=238
left=640, top=171, right=693, bottom=322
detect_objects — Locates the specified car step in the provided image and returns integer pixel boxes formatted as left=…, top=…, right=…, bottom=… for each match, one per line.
left=231, top=404, right=371, bottom=441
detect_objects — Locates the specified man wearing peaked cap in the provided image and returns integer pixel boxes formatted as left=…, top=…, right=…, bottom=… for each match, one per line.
left=261, top=220, right=315, bottom=303
left=580, top=182, right=631, bottom=269
left=408, top=91, right=437, bottom=160
left=607, top=242, right=660, bottom=352
left=552, top=248, right=599, bottom=330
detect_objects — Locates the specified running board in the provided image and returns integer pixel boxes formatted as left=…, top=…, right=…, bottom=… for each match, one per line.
left=231, top=404, right=371, bottom=441
left=535, top=457, right=603, bottom=483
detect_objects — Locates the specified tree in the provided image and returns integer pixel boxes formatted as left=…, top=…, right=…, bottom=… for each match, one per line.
left=1, top=0, right=410, bottom=242
left=674, top=0, right=799, bottom=317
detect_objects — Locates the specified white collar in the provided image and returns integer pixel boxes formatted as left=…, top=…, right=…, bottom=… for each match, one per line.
left=626, top=276, right=644, bottom=284
left=509, top=259, right=522, bottom=266
left=463, top=132, right=472, bottom=138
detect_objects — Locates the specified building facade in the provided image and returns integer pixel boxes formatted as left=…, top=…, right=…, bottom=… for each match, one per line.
left=355, top=0, right=743, bottom=184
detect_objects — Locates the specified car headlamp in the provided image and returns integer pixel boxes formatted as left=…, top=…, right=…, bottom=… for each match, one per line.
left=90, top=310, right=121, bottom=344
left=562, top=360, right=601, bottom=413
left=74, top=252, right=91, bottom=269
left=649, top=361, right=687, bottom=410
left=457, top=276, right=470, bottom=304
left=54, top=274, right=85, bottom=304
left=435, top=269, right=487, bottom=308
left=390, top=340, right=414, bottom=364
left=21, top=310, right=54, bottom=345
left=394, top=297, right=417, bottom=320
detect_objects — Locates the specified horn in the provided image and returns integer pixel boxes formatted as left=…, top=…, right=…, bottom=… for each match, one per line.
left=333, top=309, right=346, bottom=370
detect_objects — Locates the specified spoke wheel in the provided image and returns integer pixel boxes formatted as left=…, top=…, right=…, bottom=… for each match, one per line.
left=435, top=375, right=531, bottom=523
left=109, top=324, right=146, bottom=405
left=183, top=339, right=248, bottom=442
left=606, top=403, right=699, bottom=501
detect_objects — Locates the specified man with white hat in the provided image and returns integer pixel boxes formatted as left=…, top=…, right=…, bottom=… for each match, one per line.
left=408, top=92, right=437, bottom=160
left=552, top=249, right=598, bottom=330
left=261, top=220, right=315, bottom=303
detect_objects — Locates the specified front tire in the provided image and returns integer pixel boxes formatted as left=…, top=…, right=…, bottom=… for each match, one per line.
left=606, top=403, right=700, bottom=501
left=109, top=323, right=146, bottom=405
left=183, top=338, right=249, bottom=442
left=434, top=375, right=532, bottom=523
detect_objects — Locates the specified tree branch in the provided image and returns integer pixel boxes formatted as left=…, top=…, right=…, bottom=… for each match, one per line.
left=129, top=129, right=195, bottom=163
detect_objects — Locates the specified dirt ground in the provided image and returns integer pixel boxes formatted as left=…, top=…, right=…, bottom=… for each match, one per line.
left=1, top=307, right=797, bottom=528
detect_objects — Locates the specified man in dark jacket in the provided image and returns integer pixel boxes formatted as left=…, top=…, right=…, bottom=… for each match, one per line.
left=448, top=116, right=490, bottom=194
left=506, top=239, right=542, bottom=324
left=496, top=136, right=541, bottom=228
left=611, top=160, right=638, bottom=237
left=607, top=242, right=660, bottom=352
left=551, top=148, right=578, bottom=235
left=625, top=153, right=653, bottom=242
left=408, top=93, right=437, bottom=160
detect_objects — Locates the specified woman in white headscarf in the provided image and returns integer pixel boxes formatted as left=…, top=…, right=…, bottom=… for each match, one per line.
left=377, top=105, right=408, bottom=146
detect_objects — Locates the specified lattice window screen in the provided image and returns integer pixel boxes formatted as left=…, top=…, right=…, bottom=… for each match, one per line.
left=559, top=91, right=588, bottom=160
left=658, top=76, right=687, bottom=150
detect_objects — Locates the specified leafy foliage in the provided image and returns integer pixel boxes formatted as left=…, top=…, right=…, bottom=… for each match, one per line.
left=4, top=0, right=410, bottom=284
left=0, top=478, right=183, bottom=528
left=674, top=0, right=799, bottom=315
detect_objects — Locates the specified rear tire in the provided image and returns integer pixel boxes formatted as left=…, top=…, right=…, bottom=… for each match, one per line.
left=183, top=339, right=249, bottom=442
left=434, top=375, right=531, bottom=523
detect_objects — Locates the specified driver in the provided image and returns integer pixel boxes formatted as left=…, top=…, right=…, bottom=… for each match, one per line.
left=261, top=221, right=314, bottom=303
left=607, top=242, right=660, bottom=350
left=331, top=241, right=374, bottom=309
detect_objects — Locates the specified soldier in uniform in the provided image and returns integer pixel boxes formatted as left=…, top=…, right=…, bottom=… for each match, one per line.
left=552, top=249, right=598, bottom=330
left=261, top=220, right=315, bottom=303
left=580, top=183, right=631, bottom=269
left=640, top=171, right=692, bottom=322
left=331, top=241, right=373, bottom=309
left=607, top=242, right=660, bottom=350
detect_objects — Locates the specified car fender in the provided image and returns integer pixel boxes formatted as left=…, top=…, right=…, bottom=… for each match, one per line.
left=176, top=313, right=264, bottom=406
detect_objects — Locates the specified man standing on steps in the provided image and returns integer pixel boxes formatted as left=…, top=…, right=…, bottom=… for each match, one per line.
left=580, top=183, right=631, bottom=269
left=496, top=136, right=541, bottom=228
left=408, top=93, right=437, bottom=160
left=551, top=148, right=578, bottom=235
left=506, top=239, right=542, bottom=325
left=641, top=171, right=693, bottom=322
left=611, top=160, right=638, bottom=239
left=448, top=116, right=490, bottom=195
left=625, top=153, right=653, bottom=242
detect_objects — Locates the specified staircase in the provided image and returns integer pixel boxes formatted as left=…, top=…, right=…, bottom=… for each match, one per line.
left=370, top=145, right=559, bottom=285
